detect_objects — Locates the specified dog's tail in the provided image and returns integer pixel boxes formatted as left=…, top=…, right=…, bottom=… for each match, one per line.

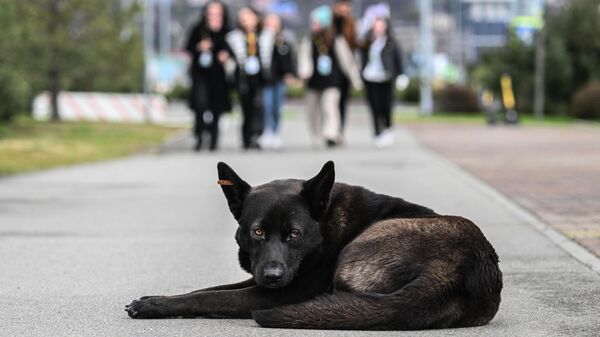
left=252, top=291, right=458, bottom=330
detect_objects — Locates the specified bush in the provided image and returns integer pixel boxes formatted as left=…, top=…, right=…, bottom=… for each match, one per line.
left=165, top=83, right=190, bottom=102
left=571, top=82, right=600, bottom=120
left=285, top=84, right=304, bottom=99
left=287, top=86, right=366, bottom=99
left=397, top=77, right=420, bottom=103
left=0, top=69, right=29, bottom=124
left=434, top=84, right=480, bottom=113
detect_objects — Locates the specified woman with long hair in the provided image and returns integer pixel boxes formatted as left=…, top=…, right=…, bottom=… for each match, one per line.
left=259, top=14, right=295, bottom=150
left=298, top=5, right=362, bottom=148
left=185, top=0, right=232, bottom=151
left=360, top=17, right=402, bottom=148
left=332, top=0, right=358, bottom=134
left=225, top=7, right=265, bottom=150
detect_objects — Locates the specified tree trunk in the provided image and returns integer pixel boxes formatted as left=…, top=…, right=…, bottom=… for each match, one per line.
left=49, top=68, right=60, bottom=121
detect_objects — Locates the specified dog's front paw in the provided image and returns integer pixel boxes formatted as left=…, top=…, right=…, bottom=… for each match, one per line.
left=125, top=296, right=171, bottom=319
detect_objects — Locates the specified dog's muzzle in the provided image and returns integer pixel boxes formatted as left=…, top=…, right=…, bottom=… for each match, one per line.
left=261, top=261, right=285, bottom=287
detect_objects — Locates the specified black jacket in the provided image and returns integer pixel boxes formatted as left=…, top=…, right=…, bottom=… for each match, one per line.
left=264, top=36, right=295, bottom=85
left=185, top=23, right=232, bottom=113
left=360, top=37, right=403, bottom=81
left=307, top=39, right=344, bottom=90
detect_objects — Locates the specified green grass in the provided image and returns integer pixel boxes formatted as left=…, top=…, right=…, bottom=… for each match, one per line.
left=0, top=116, right=181, bottom=175
left=394, top=111, right=576, bottom=127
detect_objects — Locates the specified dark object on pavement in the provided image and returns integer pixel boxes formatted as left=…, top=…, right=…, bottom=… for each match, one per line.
left=434, top=84, right=481, bottom=113
left=125, top=161, right=503, bottom=330
left=504, top=109, right=519, bottom=125
left=571, top=82, right=600, bottom=120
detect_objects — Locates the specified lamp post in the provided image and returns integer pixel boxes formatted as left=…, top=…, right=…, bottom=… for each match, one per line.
left=419, top=0, right=434, bottom=115
left=533, top=0, right=546, bottom=119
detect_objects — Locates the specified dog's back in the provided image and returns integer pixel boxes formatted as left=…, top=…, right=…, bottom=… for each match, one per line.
left=253, top=203, right=502, bottom=330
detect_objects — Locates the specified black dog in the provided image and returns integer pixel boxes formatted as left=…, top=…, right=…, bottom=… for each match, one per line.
left=125, top=161, right=502, bottom=330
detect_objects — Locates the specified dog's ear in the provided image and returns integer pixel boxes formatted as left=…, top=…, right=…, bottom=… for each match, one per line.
left=301, top=161, right=335, bottom=220
left=217, top=162, right=251, bottom=220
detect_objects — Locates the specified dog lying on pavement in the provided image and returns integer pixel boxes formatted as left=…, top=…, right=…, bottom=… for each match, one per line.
left=126, top=161, right=502, bottom=330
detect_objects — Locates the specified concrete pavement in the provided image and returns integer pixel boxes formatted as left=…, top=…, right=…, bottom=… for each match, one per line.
left=1, top=110, right=599, bottom=336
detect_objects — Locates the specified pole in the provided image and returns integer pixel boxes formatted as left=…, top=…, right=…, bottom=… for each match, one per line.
left=533, top=1, right=546, bottom=119
left=158, top=0, right=171, bottom=55
left=355, top=0, right=363, bottom=17
left=143, top=0, right=155, bottom=122
left=419, top=0, right=434, bottom=115
left=456, top=0, right=465, bottom=81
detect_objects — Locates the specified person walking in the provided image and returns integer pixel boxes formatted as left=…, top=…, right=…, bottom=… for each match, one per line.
left=185, top=0, right=232, bottom=151
left=298, top=5, right=362, bottom=148
left=259, top=14, right=295, bottom=150
left=332, top=0, right=358, bottom=135
left=360, top=17, right=402, bottom=148
left=225, top=7, right=265, bottom=150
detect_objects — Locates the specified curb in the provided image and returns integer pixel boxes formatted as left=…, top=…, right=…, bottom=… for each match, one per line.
left=407, top=130, right=600, bottom=275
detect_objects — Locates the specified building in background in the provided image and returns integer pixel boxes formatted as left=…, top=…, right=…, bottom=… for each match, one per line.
left=459, top=0, right=543, bottom=61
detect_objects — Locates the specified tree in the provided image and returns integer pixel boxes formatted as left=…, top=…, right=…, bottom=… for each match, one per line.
left=471, top=0, right=600, bottom=116
left=0, top=1, right=30, bottom=123
left=471, top=32, right=535, bottom=113
left=8, top=0, right=143, bottom=121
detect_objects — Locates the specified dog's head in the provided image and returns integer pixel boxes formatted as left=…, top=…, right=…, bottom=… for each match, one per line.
left=216, top=161, right=335, bottom=288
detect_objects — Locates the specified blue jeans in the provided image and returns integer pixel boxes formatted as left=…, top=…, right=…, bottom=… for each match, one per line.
left=262, top=81, right=286, bottom=134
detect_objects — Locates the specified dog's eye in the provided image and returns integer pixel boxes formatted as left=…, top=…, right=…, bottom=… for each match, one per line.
left=288, top=229, right=301, bottom=240
left=253, top=228, right=264, bottom=237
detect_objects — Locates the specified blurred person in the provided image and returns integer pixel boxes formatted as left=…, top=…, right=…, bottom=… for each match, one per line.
left=298, top=5, right=362, bottom=148
left=332, top=0, right=358, bottom=135
left=225, top=7, right=265, bottom=150
left=259, top=14, right=296, bottom=150
left=185, top=0, right=232, bottom=151
left=360, top=17, right=402, bottom=148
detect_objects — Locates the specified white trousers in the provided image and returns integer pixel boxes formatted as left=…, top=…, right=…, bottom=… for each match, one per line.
left=306, top=88, right=341, bottom=142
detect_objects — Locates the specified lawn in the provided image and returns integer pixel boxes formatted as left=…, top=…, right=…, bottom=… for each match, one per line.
left=0, top=117, right=182, bottom=175
left=394, top=111, right=576, bottom=127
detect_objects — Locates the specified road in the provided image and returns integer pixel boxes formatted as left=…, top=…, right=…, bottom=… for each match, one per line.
left=1, top=110, right=599, bottom=336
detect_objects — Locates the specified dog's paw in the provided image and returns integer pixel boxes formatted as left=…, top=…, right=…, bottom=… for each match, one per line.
left=125, top=296, right=170, bottom=319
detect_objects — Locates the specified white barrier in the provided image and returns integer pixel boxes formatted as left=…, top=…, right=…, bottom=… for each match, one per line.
left=33, top=92, right=168, bottom=124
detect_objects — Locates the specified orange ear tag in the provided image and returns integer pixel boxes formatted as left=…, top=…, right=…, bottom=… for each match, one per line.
left=217, top=179, right=234, bottom=186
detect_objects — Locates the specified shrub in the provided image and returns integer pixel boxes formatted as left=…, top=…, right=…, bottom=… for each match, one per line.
left=571, top=82, right=600, bottom=120
left=285, top=84, right=305, bottom=99
left=0, top=69, right=29, bottom=124
left=434, top=84, right=480, bottom=113
left=164, top=83, right=190, bottom=102
left=397, top=76, right=420, bottom=103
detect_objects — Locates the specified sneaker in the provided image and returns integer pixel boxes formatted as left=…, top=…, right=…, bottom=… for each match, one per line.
left=258, top=132, right=274, bottom=150
left=325, top=139, right=338, bottom=148
left=271, top=134, right=283, bottom=150
left=375, top=130, right=395, bottom=149
left=374, top=134, right=385, bottom=149
left=382, top=129, right=395, bottom=146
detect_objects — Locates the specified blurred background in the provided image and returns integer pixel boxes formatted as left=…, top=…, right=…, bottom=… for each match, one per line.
left=0, top=0, right=599, bottom=254
left=1, top=0, right=599, bottom=125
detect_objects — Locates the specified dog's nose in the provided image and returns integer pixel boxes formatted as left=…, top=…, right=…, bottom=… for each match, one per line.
left=263, top=264, right=284, bottom=283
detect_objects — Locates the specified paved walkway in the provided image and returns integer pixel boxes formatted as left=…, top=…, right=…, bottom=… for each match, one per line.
left=1, top=111, right=599, bottom=336
left=407, top=123, right=600, bottom=258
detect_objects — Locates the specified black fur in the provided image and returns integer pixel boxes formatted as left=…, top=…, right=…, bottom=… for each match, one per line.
left=125, top=161, right=502, bottom=330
